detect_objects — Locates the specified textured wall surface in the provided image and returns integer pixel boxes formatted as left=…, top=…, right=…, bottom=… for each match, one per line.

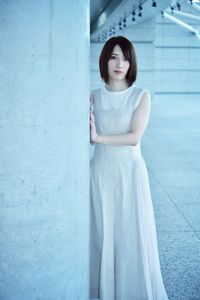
left=0, top=1, right=90, bottom=299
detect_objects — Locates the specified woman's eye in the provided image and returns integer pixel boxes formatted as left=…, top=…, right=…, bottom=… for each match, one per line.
left=110, top=55, right=128, bottom=61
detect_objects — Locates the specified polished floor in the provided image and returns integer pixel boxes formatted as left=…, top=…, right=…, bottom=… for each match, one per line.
left=143, top=93, right=200, bottom=300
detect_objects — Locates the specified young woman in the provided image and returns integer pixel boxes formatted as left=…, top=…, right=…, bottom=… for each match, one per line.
left=90, top=36, right=169, bottom=300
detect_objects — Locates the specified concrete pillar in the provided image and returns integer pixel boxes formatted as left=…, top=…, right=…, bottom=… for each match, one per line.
left=0, top=1, right=90, bottom=299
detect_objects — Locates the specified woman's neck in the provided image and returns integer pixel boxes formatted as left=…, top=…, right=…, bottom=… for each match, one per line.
left=105, top=80, right=129, bottom=92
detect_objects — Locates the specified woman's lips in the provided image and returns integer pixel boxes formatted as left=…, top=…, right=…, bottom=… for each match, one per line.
left=114, top=70, right=123, bottom=74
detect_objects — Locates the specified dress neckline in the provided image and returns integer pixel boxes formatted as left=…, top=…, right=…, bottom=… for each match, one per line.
left=100, top=83, right=137, bottom=111
left=103, top=83, right=136, bottom=94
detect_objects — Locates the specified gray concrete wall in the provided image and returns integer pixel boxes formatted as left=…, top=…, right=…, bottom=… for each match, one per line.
left=0, top=1, right=90, bottom=299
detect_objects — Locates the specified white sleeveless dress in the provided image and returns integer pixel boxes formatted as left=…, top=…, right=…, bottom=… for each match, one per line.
left=90, top=84, right=169, bottom=300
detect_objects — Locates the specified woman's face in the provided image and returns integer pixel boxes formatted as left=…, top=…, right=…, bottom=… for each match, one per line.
left=107, top=44, right=130, bottom=83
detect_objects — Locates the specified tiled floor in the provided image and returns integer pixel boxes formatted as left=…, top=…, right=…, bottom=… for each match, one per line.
left=143, top=93, right=200, bottom=300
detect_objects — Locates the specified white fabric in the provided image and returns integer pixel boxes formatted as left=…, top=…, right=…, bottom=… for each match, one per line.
left=90, top=84, right=169, bottom=300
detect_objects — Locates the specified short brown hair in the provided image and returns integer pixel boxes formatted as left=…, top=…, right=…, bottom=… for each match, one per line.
left=99, top=36, right=137, bottom=87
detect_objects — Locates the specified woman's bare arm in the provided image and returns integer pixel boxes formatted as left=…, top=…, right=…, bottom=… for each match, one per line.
left=94, top=90, right=151, bottom=146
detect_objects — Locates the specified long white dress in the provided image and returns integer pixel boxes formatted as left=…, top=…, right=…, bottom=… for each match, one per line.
left=90, top=83, right=169, bottom=300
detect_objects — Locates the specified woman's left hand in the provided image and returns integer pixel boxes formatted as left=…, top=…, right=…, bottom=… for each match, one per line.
left=90, top=111, right=98, bottom=143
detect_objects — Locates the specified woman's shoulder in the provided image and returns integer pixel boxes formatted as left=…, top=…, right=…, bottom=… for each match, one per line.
left=134, top=84, right=151, bottom=95
left=90, top=87, right=101, bottom=98
left=133, top=85, right=151, bottom=110
left=90, top=88, right=101, bottom=111
left=134, top=86, right=151, bottom=103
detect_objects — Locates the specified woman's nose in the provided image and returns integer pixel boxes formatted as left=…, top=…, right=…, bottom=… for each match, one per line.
left=116, top=58, right=124, bottom=67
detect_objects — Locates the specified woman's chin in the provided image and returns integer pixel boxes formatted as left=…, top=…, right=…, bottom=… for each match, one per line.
left=110, top=75, right=126, bottom=81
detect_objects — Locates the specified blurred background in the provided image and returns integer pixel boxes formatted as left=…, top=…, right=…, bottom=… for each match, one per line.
left=0, top=0, right=200, bottom=299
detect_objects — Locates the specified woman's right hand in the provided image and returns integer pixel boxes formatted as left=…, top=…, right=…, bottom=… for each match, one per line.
left=90, top=95, right=95, bottom=113
left=90, top=111, right=98, bottom=144
left=90, top=95, right=95, bottom=144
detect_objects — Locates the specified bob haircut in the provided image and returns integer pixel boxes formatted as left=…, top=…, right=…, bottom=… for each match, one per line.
left=99, top=36, right=137, bottom=87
